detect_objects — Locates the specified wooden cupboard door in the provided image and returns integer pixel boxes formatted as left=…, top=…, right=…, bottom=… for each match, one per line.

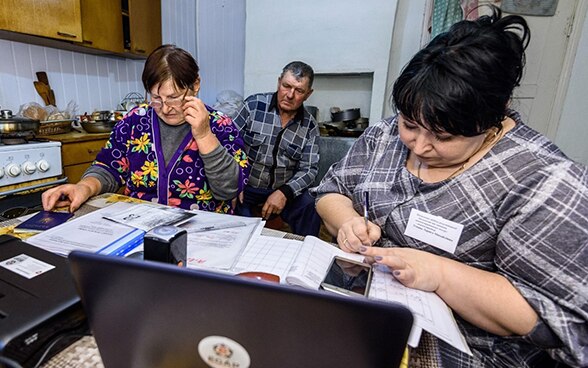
left=128, top=0, right=162, bottom=56
left=61, top=140, right=105, bottom=167
left=80, top=0, right=124, bottom=53
left=64, top=163, right=92, bottom=183
left=0, top=0, right=82, bottom=42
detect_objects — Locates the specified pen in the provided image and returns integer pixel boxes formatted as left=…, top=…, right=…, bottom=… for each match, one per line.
left=363, top=191, right=369, bottom=228
left=187, top=221, right=247, bottom=233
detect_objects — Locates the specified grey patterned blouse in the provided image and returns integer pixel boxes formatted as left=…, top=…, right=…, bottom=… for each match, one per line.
left=312, top=110, right=588, bottom=367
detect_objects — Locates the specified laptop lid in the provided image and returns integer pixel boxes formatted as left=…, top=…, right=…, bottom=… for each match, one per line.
left=68, top=251, right=413, bottom=368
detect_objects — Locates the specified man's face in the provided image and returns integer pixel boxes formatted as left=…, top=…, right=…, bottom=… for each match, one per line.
left=276, top=71, right=313, bottom=114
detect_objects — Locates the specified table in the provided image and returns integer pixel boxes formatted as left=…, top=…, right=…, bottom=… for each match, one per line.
left=1, top=194, right=438, bottom=367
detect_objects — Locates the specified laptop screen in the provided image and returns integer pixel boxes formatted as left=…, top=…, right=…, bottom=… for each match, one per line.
left=69, top=251, right=413, bottom=368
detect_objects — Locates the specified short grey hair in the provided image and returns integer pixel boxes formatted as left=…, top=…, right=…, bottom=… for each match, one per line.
left=281, top=61, right=314, bottom=88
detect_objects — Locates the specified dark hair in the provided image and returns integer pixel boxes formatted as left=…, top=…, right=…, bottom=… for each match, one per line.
left=392, top=6, right=530, bottom=136
left=281, top=61, right=315, bottom=89
left=142, top=44, right=200, bottom=93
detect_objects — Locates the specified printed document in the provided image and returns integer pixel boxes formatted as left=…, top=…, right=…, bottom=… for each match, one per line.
left=179, top=211, right=264, bottom=270
left=370, top=265, right=472, bottom=355
left=27, top=202, right=144, bottom=256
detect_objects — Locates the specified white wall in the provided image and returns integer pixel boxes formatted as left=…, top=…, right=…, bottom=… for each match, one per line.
left=196, top=0, right=246, bottom=105
left=0, top=41, right=144, bottom=115
left=556, top=4, right=588, bottom=164
left=161, top=0, right=197, bottom=57
left=244, top=0, right=398, bottom=122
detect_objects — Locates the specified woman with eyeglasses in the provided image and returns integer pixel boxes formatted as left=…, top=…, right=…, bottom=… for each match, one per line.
left=42, top=44, right=250, bottom=213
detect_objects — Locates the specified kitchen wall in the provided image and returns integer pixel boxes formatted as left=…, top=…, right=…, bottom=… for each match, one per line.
left=0, top=0, right=245, bottom=115
left=243, top=0, right=398, bottom=122
left=0, top=41, right=144, bottom=115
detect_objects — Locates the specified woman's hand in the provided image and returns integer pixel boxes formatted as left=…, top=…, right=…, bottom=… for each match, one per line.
left=182, top=96, right=212, bottom=140
left=42, top=182, right=95, bottom=212
left=359, top=246, right=444, bottom=292
left=337, top=216, right=381, bottom=253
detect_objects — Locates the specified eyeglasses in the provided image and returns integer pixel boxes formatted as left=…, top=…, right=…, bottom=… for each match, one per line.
left=149, top=89, right=190, bottom=109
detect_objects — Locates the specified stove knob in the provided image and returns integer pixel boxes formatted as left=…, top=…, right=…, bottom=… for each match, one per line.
left=37, top=159, right=50, bottom=172
left=0, top=167, right=4, bottom=179
left=22, top=161, right=37, bottom=175
left=6, top=163, right=21, bottom=177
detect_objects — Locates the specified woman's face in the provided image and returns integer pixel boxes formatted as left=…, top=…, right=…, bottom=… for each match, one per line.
left=149, top=79, right=198, bottom=126
left=398, top=114, right=487, bottom=168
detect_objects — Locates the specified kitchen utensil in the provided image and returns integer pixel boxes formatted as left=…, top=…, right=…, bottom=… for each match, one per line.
left=33, top=81, right=51, bottom=106
left=36, top=72, right=49, bottom=85
left=81, top=120, right=116, bottom=133
left=48, top=89, right=56, bottom=106
left=36, top=71, right=56, bottom=106
left=0, top=109, right=40, bottom=135
left=355, top=117, right=369, bottom=129
left=38, top=119, right=75, bottom=135
left=91, top=110, right=116, bottom=122
left=331, top=108, right=360, bottom=122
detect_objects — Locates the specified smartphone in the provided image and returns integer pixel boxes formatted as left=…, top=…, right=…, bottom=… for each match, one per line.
left=320, top=256, right=373, bottom=297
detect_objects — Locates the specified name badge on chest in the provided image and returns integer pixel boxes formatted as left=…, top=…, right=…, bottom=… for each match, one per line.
left=404, top=209, right=464, bottom=254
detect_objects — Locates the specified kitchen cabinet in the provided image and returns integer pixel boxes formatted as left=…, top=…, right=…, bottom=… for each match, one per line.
left=38, top=131, right=110, bottom=183
left=0, top=0, right=82, bottom=42
left=0, top=0, right=162, bottom=59
left=80, top=0, right=124, bottom=53
left=126, top=0, right=162, bottom=56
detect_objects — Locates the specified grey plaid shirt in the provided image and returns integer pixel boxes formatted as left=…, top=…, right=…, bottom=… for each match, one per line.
left=312, top=111, right=588, bottom=367
left=233, top=92, right=319, bottom=199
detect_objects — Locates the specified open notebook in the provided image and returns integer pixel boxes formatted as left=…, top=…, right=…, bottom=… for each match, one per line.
left=68, top=251, right=413, bottom=368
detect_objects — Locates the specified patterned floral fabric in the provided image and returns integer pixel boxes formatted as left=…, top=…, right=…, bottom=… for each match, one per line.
left=92, top=105, right=249, bottom=213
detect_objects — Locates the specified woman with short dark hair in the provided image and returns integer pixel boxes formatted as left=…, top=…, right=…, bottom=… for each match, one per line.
left=43, top=45, right=249, bottom=213
left=314, top=7, right=587, bottom=367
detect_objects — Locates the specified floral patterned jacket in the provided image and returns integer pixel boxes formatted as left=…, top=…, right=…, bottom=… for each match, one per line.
left=92, top=105, right=249, bottom=213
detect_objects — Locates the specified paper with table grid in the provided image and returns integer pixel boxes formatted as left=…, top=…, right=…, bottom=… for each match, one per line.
left=232, top=235, right=364, bottom=289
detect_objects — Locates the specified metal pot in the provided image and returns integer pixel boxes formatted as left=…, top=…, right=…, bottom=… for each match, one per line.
left=331, top=108, right=360, bottom=122
left=81, top=120, right=116, bottom=133
left=0, top=109, right=40, bottom=135
left=91, top=110, right=116, bottom=122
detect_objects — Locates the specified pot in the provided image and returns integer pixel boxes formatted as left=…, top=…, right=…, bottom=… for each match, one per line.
left=79, top=120, right=116, bottom=133
left=0, top=109, right=40, bottom=135
left=331, top=108, right=360, bottom=122
left=91, top=110, right=117, bottom=122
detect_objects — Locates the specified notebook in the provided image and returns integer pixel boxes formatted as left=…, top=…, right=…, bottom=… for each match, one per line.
left=68, top=251, right=414, bottom=368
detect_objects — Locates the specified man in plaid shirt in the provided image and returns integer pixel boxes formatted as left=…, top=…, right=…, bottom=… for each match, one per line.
left=233, top=61, right=321, bottom=236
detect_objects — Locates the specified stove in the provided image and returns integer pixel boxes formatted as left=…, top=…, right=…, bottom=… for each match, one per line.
left=0, top=141, right=67, bottom=220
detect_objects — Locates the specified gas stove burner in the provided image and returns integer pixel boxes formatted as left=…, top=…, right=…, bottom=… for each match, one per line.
left=0, top=130, right=37, bottom=145
left=0, top=206, right=29, bottom=219
left=1, top=137, right=28, bottom=145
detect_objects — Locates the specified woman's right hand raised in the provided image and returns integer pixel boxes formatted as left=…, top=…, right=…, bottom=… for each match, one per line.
left=42, top=182, right=94, bottom=212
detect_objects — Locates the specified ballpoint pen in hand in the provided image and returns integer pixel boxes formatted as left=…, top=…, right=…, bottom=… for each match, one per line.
left=363, top=191, right=369, bottom=228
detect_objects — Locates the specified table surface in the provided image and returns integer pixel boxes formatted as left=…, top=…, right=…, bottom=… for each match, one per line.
left=0, top=194, right=435, bottom=368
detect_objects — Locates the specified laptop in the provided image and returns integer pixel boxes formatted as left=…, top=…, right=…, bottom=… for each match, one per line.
left=68, top=251, right=414, bottom=368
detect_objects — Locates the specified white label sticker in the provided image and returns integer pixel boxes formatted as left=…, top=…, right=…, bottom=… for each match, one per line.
left=404, top=209, right=464, bottom=254
left=0, top=254, right=55, bottom=279
left=198, top=335, right=251, bottom=368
